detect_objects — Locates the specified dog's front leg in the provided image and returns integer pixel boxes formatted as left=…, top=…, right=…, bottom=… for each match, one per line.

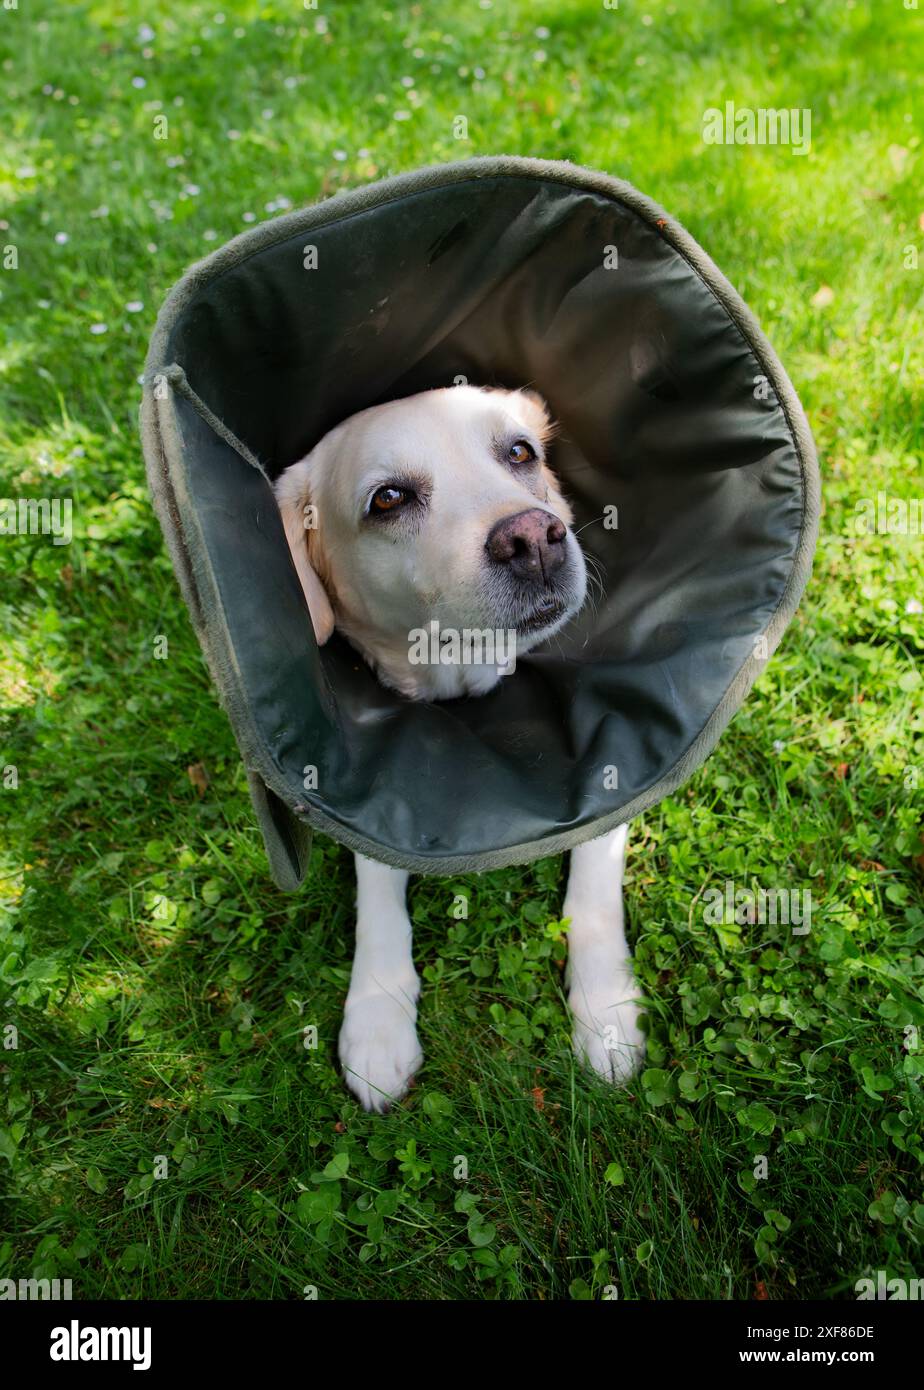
left=338, top=853, right=422, bottom=1112
left=563, top=824, right=645, bottom=1083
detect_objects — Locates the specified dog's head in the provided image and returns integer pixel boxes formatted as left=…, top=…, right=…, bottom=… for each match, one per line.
left=274, top=385, right=587, bottom=700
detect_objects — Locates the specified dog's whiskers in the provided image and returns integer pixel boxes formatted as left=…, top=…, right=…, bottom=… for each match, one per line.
left=575, top=513, right=608, bottom=537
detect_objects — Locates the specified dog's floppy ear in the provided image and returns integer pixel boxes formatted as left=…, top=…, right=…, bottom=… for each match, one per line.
left=508, top=387, right=556, bottom=447
left=481, top=385, right=555, bottom=447
left=274, top=460, right=335, bottom=646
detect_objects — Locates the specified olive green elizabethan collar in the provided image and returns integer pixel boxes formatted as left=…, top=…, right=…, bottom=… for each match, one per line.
left=141, top=156, right=819, bottom=887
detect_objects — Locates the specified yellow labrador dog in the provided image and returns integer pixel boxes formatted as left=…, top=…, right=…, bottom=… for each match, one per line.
left=275, top=385, right=643, bottom=1110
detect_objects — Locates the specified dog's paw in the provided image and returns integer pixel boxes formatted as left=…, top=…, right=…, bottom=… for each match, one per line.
left=569, top=967, right=645, bottom=1085
left=338, top=989, right=423, bottom=1113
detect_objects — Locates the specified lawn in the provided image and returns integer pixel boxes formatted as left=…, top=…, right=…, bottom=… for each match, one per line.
left=1, top=0, right=922, bottom=1300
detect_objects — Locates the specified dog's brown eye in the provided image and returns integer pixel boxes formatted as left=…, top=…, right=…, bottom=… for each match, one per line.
left=370, top=485, right=409, bottom=513
left=507, top=439, right=536, bottom=466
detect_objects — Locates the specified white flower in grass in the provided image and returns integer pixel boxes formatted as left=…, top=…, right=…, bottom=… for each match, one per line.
left=772, top=740, right=785, bottom=755
left=533, top=50, right=547, bottom=63
left=89, top=323, right=107, bottom=334
left=37, top=299, right=51, bottom=309
left=284, top=76, right=298, bottom=89
left=183, top=183, right=201, bottom=196
left=203, top=230, right=218, bottom=241
left=126, top=301, right=144, bottom=313
left=138, top=24, right=156, bottom=43
left=226, top=129, right=241, bottom=140
left=905, top=599, right=923, bottom=615
left=394, top=110, right=411, bottom=121
left=401, top=76, right=414, bottom=87
left=333, top=150, right=347, bottom=162
left=315, top=17, right=328, bottom=34
left=54, top=232, right=69, bottom=244
left=535, top=25, right=550, bottom=38
left=132, top=76, right=146, bottom=88
left=17, top=165, right=37, bottom=178
left=242, top=212, right=256, bottom=223
left=261, top=108, right=275, bottom=120
left=166, top=155, right=184, bottom=167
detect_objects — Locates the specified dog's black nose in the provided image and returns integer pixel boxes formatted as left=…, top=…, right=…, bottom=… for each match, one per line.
left=486, top=508, right=567, bottom=581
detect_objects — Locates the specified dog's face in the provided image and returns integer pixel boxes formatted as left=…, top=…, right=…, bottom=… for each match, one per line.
left=275, top=386, right=587, bottom=700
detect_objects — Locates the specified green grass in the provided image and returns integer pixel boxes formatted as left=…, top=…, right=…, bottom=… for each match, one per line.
left=1, top=0, right=922, bottom=1300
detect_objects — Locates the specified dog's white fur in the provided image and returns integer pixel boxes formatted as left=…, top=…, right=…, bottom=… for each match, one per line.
left=276, top=386, right=644, bottom=1110
left=274, top=385, right=586, bottom=700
